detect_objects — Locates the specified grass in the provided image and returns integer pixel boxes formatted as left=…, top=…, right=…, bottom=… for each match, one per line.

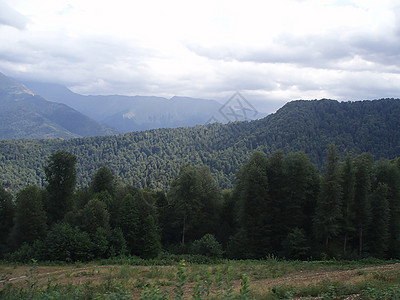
left=0, top=257, right=399, bottom=299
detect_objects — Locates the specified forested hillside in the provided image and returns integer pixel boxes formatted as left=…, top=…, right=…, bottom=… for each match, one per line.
left=1, top=98, right=400, bottom=193
left=2, top=147, right=400, bottom=261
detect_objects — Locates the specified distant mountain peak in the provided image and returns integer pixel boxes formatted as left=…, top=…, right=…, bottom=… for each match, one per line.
left=0, top=73, right=119, bottom=139
left=0, top=72, right=34, bottom=96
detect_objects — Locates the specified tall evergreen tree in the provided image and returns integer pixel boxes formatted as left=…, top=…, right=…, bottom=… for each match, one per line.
left=118, top=194, right=139, bottom=254
left=80, top=198, right=110, bottom=235
left=14, top=186, right=47, bottom=247
left=284, top=152, right=320, bottom=241
left=168, top=165, right=201, bottom=245
left=313, top=145, right=342, bottom=253
left=234, top=151, right=272, bottom=258
left=90, top=166, right=115, bottom=196
left=368, top=183, right=390, bottom=258
left=353, top=153, right=373, bottom=257
left=0, top=186, right=14, bottom=256
left=373, top=159, right=400, bottom=258
left=339, top=155, right=356, bottom=256
left=168, top=165, right=221, bottom=244
left=44, top=151, right=77, bottom=224
left=137, top=215, right=162, bottom=259
left=266, top=151, right=287, bottom=253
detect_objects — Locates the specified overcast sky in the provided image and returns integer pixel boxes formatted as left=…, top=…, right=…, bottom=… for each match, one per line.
left=1, top=0, right=399, bottom=113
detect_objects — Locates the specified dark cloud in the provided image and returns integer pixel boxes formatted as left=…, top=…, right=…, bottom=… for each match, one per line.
left=0, top=2, right=29, bottom=29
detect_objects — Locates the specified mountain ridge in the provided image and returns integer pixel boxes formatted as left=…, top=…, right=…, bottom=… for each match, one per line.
left=1, top=97, right=399, bottom=193
left=20, top=80, right=265, bottom=132
left=0, top=72, right=119, bottom=139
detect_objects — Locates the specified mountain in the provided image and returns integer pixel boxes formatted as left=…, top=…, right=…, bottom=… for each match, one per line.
left=1, top=98, right=399, bottom=193
left=0, top=73, right=119, bottom=139
left=21, top=81, right=265, bottom=132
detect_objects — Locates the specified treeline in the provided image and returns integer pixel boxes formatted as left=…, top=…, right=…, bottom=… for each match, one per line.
left=1, top=98, right=400, bottom=195
left=1, top=146, right=400, bottom=262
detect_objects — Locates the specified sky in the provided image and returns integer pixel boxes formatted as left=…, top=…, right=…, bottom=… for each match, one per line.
left=1, top=0, right=400, bottom=113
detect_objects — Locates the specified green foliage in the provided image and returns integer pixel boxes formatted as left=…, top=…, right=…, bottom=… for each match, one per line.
left=234, top=151, right=272, bottom=258
left=191, top=234, right=224, bottom=257
left=90, top=166, right=115, bottom=196
left=44, top=150, right=77, bottom=224
left=373, top=159, right=400, bottom=258
left=43, top=223, right=94, bottom=262
left=353, top=153, right=373, bottom=257
left=80, top=198, right=110, bottom=235
left=339, top=155, right=356, bottom=257
left=314, top=145, right=342, bottom=251
left=168, top=165, right=221, bottom=244
left=14, top=186, right=47, bottom=248
left=369, top=183, right=390, bottom=258
left=281, top=228, right=311, bottom=260
left=138, top=215, right=162, bottom=259
left=0, top=186, right=14, bottom=256
left=2, top=98, right=400, bottom=197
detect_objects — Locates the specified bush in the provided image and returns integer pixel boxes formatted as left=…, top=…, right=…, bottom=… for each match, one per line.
left=191, top=234, right=223, bottom=257
left=43, top=223, right=94, bottom=262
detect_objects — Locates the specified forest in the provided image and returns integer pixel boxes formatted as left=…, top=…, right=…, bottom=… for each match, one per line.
left=1, top=145, right=400, bottom=262
left=1, top=98, right=400, bottom=195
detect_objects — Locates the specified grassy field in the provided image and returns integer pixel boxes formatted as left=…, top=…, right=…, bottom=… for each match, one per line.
left=1, top=257, right=399, bottom=299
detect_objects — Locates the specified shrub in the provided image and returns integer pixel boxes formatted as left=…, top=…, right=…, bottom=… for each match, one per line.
left=191, top=234, right=223, bottom=257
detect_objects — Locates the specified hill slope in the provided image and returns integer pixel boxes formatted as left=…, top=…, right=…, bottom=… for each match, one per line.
left=21, top=81, right=264, bottom=132
left=0, top=73, right=119, bottom=139
left=1, top=98, right=399, bottom=193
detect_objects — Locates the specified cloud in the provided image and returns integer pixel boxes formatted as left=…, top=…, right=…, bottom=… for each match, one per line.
left=0, top=2, right=28, bottom=29
left=1, top=0, right=400, bottom=114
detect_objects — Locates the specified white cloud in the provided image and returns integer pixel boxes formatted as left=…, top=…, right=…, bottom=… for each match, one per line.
left=1, top=0, right=400, bottom=113
left=0, top=1, right=29, bottom=29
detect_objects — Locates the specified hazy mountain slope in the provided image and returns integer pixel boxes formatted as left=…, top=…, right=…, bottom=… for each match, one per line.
left=0, top=73, right=119, bottom=139
left=1, top=98, right=399, bottom=193
left=21, top=81, right=263, bottom=132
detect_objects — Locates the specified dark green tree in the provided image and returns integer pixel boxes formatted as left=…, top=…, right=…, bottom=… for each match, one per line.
left=44, top=151, right=77, bottom=224
left=284, top=152, right=319, bottom=244
left=339, top=155, right=356, bottom=256
left=373, top=159, right=400, bottom=258
left=0, top=186, right=14, bottom=255
left=368, top=183, right=390, bottom=258
left=314, top=145, right=342, bottom=253
left=14, top=186, right=47, bottom=247
left=118, top=194, right=139, bottom=253
left=265, top=150, right=287, bottom=252
left=234, top=151, right=272, bottom=258
left=137, top=215, right=161, bottom=259
left=281, top=228, right=310, bottom=260
left=168, top=165, right=221, bottom=244
left=80, top=198, right=110, bottom=235
left=90, top=166, right=115, bottom=196
left=108, top=227, right=127, bottom=257
left=353, top=153, right=373, bottom=257
left=43, top=223, right=93, bottom=262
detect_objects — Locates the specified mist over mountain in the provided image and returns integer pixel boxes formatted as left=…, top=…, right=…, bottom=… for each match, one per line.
left=0, top=73, right=119, bottom=139
left=21, top=80, right=265, bottom=132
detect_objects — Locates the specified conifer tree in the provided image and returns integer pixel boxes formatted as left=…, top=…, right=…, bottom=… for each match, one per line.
left=369, top=183, right=390, bottom=258
left=353, top=153, right=373, bottom=257
left=314, top=145, right=342, bottom=252
left=90, top=166, right=115, bottom=196
left=15, top=186, right=47, bottom=246
left=373, top=159, right=400, bottom=258
left=44, top=151, right=77, bottom=224
left=119, top=194, right=139, bottom=253
left=234, top=151, right=272, bottom=258
left=340, top=155, right=356, bottom=255
left=0, top=186, right=14, bottom=255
